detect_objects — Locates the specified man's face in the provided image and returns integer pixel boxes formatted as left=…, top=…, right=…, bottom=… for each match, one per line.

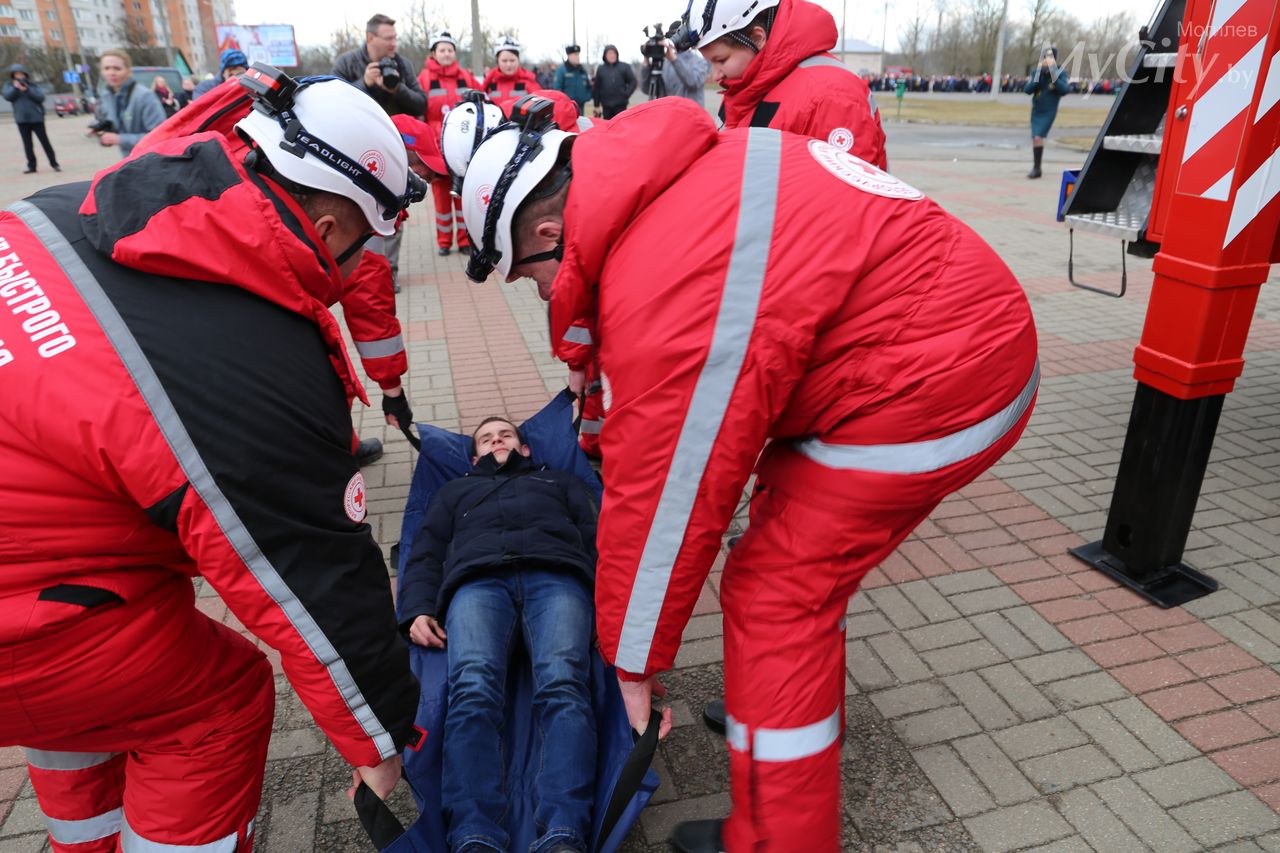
left=567, top=52, right=580, bottom=66
left=12, top=71, right=27, bottom=82
left=497, top=52, right=520, bottom=75
left=473, top=420, right=528, bottom=465
left=223, top=65, right=247, bottom=80
left=407, top=151, right=437, bottom=181
left=100, top=56, right=130, bottom=89
left=368, top=23, right=397, bottom=60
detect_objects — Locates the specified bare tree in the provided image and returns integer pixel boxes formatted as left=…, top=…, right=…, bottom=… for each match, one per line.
left=1023, top=0, right=1054, bottom=73
left=967, top=0, right=1005, bottom=73
left=295, top=45, right=335, bottom=77
left=898, top=4, right=929, bottom=72
left=330, top=21, right=362, bottom=60
left=113, top=17, right=170, bottom=66
left=470, top=0, right=484, bottom=76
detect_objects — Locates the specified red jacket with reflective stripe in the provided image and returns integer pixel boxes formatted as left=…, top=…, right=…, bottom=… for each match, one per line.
left=419, top=59, right=481, bottom=129
left=720, top=0, right=888, bottom=170
left=549, top=100, right=1036, bottom=678
left=482, top=67, right=540, bottom=110
left=0, top=135, right=417, bottom=765
left=341, top=245, right=406, bottom=390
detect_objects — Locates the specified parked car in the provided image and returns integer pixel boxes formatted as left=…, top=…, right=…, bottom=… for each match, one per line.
left=53, top=94, right=80, bottom=116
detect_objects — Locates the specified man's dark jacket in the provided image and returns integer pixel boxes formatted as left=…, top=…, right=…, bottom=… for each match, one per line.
left=332, top=46, right=427, bottom=116
left=399, top=452, right=598, bottom=628
left=592, top=48, right=637, bottom=111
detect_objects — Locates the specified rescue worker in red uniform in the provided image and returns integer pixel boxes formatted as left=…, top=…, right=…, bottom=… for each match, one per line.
left=460, top=98, right=1038, bottom=853
left=418, top=31, right=480, bottom=256
left=698, top=0, right=887, bottom=170
left=0, top=69, right=425, bottom=853
left=482, top=37, right=541, bottom=110
left=346, top=113, right=452, bottom=445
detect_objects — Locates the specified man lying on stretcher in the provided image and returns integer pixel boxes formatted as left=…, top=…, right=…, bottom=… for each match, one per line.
left=399, top=415, right=600, bottom=853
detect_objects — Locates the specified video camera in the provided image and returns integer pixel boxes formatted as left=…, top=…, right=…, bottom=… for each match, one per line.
left=641, top=20, right=685, bottom=99
left=379, top=56, right=401, bottom=89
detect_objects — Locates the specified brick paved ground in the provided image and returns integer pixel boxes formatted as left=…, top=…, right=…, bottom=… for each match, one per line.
left=2, top=116, right=1279, bottom=852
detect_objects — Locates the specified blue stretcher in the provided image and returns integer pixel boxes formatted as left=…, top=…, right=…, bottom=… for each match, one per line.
left=354, top=390, right=660, bottom=853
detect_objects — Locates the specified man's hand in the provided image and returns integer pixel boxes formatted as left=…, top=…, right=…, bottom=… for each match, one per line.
left=382, top=388, right=413, bottom=430
left=617, top=673, right=673, bottom=739
left=13, top=80, right=27, bottom=91
left=99, top=132, right=120, bottom=147
left=409, top=614, right=447, bottom=648
left=665, top=42, right=678, bottom=61
left=568, top=368, right=586, bottom=395
left=347, top=755, right=402, bottom=801
left=364, top=61, right=383, bottom=90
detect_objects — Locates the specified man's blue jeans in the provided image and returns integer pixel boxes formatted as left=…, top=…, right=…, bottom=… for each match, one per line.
left=442, top=569, right=596, bottom=853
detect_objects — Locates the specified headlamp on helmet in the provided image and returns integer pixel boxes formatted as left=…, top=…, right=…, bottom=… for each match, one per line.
left=236, top=63, right=425, bottom=234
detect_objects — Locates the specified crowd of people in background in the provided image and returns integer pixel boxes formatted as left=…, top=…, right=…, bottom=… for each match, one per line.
left=865, top=70, right=1123, bottom=94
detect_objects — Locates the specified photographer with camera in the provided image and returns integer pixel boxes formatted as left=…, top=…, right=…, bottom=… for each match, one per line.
left=85, top=48, right=165, bottom=159
left=333, top=13, right=427, bottom=119
left=4, top=63, right=60, bottom=174
left=641, top=30, right=710, bottom=106
left=591, top=44, right=636, bottom=119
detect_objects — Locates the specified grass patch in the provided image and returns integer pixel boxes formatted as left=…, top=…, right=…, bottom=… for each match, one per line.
left=883, top=97, right=1108, bottom=130
left=1055, top=135, right=1097, bottom=152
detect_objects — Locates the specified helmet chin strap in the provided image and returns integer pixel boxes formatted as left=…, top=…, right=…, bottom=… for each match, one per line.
left=335, top=231, right=375, bottom=265
left=512, top=241, right=563, bottom=267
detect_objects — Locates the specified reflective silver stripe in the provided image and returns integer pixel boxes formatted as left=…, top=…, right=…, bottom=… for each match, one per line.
left=579, top=418, right=603, bottom=434
left=576, top=116, right=595, bottom=131
left=562, top=325, right=593, bottom=346
left=798, top=55, right=852, bottom=72
left=45, top=807, right=122, bottom=845
left=726, top=707, right=842, bottom=762
left=122, top=817, right=238, bottom=852
left=435, top=212, right=453, bottom=223
left=8, top=200, right=399, bottom=761
left=793, top=360, right=1039, bottom=475
left=354, top=335, right=405, bottom=359
left=24, top=748, right=118, bottom=771
left=614, top=129, right=781, bottom=674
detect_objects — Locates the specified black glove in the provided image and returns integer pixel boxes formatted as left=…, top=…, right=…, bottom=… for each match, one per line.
left=382, top=392, right=413, bottom=431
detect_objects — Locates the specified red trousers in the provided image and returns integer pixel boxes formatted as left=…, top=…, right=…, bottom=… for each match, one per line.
left=431, top=176, right=469, bottom=250
left=0, top=575, right=275, bottom=852
left=721, top=404, right=1033, bottom=852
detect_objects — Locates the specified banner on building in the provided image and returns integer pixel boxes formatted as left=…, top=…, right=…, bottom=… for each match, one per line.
left=215, top=24, right=299, bottom=68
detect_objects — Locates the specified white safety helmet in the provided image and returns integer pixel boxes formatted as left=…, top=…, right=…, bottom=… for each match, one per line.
left=461, top=98, right=572, bottom=282
left=680, top=0, right=782, bottom=49
left=493, top=36, right=521, bottom=58
left=442, top=96, right=506, bottom=186
left=430, top=31, right=457, bottom=51
left=235, top=69, right=421, bottom=237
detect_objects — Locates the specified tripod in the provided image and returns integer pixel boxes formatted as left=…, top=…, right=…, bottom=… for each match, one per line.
left=645, top=58, right=667, bottom=100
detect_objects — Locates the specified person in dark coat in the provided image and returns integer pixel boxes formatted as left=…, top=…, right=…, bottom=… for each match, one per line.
left=592, top=44, right=636, bottom=119
left=399, top=416, right=599, bottom=853
left=1024, top=46, right=1071, bottom=178
left=331, top=13, right=427, bottom=118
left=3, top=64, right=60, bottom=174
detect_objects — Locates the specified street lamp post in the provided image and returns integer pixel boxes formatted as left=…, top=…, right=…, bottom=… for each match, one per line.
left=990, top=0, right=1009, bottom=100
left=880, top=0, right=889, bottom=75
left=572, top=0, right=576, bottom=47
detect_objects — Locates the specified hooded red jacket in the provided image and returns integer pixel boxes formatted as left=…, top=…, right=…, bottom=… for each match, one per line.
left=482, top=66, right=540, bottom=110
left=419, top=58, right=481, bottom=128
left=720, top=0, right=887, bottom=170
left=0, top=133, right=417, bottom=765
left=550, top=100, right=1036, bottom=678
left=136, top=81, right=403, bottom=398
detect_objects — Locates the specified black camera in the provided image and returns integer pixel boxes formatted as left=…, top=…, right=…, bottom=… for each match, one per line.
left=641, top=21, right=684, bottom=99
left=87, top=116, right=116, bottom=135
left=379, top=56, right=401, bottom=89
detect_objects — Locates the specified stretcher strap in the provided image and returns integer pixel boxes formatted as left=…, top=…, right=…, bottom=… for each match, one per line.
left=596, top=711, right=661, bottom=847
left=353, top=780, right=406, bottom=851
left=400, top=423, right=422, bottom=451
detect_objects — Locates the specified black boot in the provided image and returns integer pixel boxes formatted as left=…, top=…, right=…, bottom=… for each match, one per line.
left=670, top=820, right=725, bottom=853
left=356, top=437, right=384, bottom=467
left=702, top=699, right=727, bottom=736
left=438, top=246, right=452, bottom=256
left=1027, top=145, right=1043, bottom=179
